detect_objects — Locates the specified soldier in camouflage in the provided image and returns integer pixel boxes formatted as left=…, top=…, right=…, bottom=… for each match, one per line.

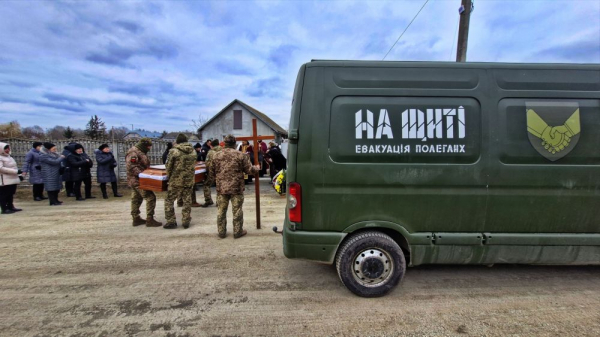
left=209, top=135, right=260, bottom=238
left=126, top=138, right=162, bottom=227
left=164, top=134, right=197, bottom=229
left=201, top=138, right=222, bottom=207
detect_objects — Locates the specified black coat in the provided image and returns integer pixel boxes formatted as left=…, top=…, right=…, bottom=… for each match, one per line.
left=200, top=143, right=211, bottom=161
left=95, top=149, right=117, bottom=183
left=267, top=147, right=287, bottom=171
left=61, top=143, right=77, bottom=182
left=67, top=152, right=93, bottom=181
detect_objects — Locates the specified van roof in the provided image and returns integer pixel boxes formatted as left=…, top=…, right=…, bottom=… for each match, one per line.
left=306, top=60, right=600, bottom=70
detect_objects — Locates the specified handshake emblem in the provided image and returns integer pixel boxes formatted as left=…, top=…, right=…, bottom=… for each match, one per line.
left=527, top=108, right=580, bottom=155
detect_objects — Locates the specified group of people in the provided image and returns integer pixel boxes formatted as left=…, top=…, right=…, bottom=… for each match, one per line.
left=1, top=135, right=286, bottom=239
left=128, top=134, right=267, bottom=238
left=0, top=141, right=123, bottom=214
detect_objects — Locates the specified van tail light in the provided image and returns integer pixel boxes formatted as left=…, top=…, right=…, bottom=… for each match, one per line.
left=288, top=182, right=302, bottom=223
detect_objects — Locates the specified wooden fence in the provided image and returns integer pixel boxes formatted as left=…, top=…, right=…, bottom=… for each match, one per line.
left=0, top=138, right=173, bottom=183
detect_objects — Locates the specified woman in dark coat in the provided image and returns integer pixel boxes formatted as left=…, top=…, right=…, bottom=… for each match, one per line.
left=95, top=144, right=123, bottom=199
left=22, top=141, right=47, bottom=201
left=67, top=144, right=94, bottom=201
left=267, top=142, right=287, bottom=180
left=61, top=142, right=77, bottom=197
left=39, top=142, right=65, bottom=206
left=162, top=142, right=173, bottom=164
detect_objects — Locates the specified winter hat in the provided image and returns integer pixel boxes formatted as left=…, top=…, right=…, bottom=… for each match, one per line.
left=176, top=133, right=188, bottom=144
left=136, top=137, right=152, bottom=153
left=33, top=142, right=43, bottom=149
left=74, top=144, right=84, bottom=151
left=223, top=134, right=236, bottom=147
left=193, top=142, right=202, bottom=149
left=98, top=144, right=109, bottom=151
left=43, top=142, right=56, bottom=150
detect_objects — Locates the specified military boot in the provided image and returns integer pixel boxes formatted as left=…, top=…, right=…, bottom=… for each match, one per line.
left=132, top=216, right=146, bottom=226
left=163, top=222, right=177, bottom=229
left=234, top=229, right=248, bottom=239
left=146, top=216, right=163, bottom=227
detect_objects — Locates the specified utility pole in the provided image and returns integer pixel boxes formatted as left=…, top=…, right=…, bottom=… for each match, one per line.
left=456, top=0, right=472, bottom=62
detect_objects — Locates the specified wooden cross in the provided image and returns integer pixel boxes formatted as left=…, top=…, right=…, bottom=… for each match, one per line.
left=236, top=119, right=275, bottom=229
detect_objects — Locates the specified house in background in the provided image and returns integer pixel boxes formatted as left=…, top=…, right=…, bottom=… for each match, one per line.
left=161, top=132, right=200, bottom=144
left=198, top=99, right=288, bottom=143
left=123, top=130, right=163, bottom=140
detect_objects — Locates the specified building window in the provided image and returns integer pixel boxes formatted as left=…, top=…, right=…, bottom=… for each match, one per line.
left=233, top=110, right=242, bottom=130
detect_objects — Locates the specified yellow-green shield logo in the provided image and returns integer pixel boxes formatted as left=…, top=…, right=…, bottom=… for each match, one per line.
left=526, top=102, right=581, bottom=162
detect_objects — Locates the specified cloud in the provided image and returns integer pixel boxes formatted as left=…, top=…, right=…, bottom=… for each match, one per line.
left=85, top=39, right=178, bottom=67
left=33, top=101, right=87, bottom=113
left=0, top=0, right=598, bottom=132
left=536, top=38, right=600, bottom=63
left=5, top=80, right=36, bottom=88
left=245, top=77, right=284, bottom=98
left=268, top=44, right=297, bottom=68
left=215, top=60, right=255, bottom=76
left=108, top=85, right=150, bottom=96
left=114, top=20, right=143, bottom=34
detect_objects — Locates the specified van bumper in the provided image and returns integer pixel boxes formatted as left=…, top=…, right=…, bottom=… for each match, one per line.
left=282, top=223, right=347, bottom=264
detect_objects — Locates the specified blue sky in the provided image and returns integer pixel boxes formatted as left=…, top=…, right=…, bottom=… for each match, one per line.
left=0, top=0, right=598, bottom=132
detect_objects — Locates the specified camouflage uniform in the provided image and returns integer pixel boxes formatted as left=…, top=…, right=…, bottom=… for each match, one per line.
left=164, top=142, right=196, bottom=227
left=209, top=137, right=259, bottom=237
left=203, top=145, right=222, bottom=205
left=126, top=139, right=156, bottom=219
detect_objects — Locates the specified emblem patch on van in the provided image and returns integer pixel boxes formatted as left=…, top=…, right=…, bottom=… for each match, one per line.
left=526, top=102, right=581, bottom=161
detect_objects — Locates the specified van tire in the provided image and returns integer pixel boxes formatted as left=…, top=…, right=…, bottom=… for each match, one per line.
left=336, top=231, right=405, bottom=297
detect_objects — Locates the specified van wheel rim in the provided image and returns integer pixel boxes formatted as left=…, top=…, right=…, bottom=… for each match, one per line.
left=352, top=248, right=394, bottom=287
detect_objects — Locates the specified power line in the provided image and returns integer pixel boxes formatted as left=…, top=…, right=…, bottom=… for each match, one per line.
left=382, top=0, right=430, bottom=60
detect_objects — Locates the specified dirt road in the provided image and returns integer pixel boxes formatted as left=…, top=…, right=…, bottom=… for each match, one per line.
left=1, top=181, right=599, bottom=336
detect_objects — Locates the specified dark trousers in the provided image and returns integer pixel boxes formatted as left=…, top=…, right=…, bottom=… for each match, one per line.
left=65, top=181, right=74, bottom=196
left=100, top=182, right=119, bottom=197
left=32, top=183, right=44, bottom=199
left=270, top=165, right=277, bottom=181
left=73, top=177, right=93, bottom=198
left=47, top=190, right=61, bottom=205
left=0, top=185, right=17, bottom=211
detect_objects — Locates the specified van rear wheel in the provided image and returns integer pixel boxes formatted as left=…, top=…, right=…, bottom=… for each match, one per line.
left=336, top=231, right=406, bottom=297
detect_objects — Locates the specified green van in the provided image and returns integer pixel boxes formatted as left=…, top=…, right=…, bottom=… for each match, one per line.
left=281, top=60, right=600, bottom=297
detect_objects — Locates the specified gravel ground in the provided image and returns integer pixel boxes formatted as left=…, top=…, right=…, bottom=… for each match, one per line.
left=1, top=180, right=600, bottom=337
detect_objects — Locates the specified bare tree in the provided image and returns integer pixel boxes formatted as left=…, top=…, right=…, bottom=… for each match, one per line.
left=47, top=126, right=67, bottom=140
left=108, top=126, right=128, bottom=140
left=22, top=125, right=46, bottom=139
left=0, top=121, right=23, bottom=138
left=73, top=128, right=86, bottom=139
left=191, top=114, right=210, bottom=139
